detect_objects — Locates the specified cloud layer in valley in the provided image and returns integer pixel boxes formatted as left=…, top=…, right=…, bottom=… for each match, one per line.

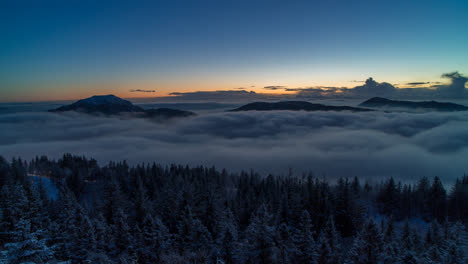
left=1, top=109, right=468, bottom=184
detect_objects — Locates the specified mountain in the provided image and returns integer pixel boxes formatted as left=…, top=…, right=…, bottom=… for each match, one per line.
left=49, top=95, right=195, bottom=119
left=359, top=97, right=468, bottom=111
left=230, top=101, right=372, bottom=112
left=50, top=95, right=144, bottom=114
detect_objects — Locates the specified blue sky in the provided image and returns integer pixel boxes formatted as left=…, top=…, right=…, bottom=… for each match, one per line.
left=1, top=0, right=467, bottom=101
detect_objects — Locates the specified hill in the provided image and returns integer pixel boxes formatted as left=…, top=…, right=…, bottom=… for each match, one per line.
left=230, top=101, right=372, bottom=112
left=49, top=95, right=195, bottom=119
left=359, top=97, right=468, bottom=111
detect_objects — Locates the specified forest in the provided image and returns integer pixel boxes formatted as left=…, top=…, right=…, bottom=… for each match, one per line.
left=0, top=154, right=467, bottom=263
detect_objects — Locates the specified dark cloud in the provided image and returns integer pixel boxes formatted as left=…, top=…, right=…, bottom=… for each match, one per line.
left=300, top=73, right=468, bottom=100
left=405, top=82, right=442, bottom=87
left=165, top=90, right=292, bottom=102
left=436, top=71, right=468, bottom=97
left=129, top=72, right=467, bottom=103
left=168, top=90, right=257, bottom=101
left=263, top=86, right=286, bottom=90
left=286, top=88, right=315, bottom=92
left=284, top=79, right=400, bottom=99
left=295, top=73, right=466, bottom=100
left=287, top=86, right=341, bottom=91
left=1, top=108, right=468, bottom=184
left=350, top=77, right=397, bottom=97
left=406, top=82, right=430, bottom=85
left=130, top=89, right=156, bottom=93
left=169, top=90, right=256, bottom=96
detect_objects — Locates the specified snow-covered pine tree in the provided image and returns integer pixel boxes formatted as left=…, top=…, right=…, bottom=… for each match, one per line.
left=244, top=203, right=277, bottom=264
left=294, top=210, right=318, bottom=264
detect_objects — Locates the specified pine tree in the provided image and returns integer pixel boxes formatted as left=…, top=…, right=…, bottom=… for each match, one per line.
left=69, top=206, right=97, bottom=262
left=400, top=220, right=413, bottom=251
left=294, top=210, right=318, bottom=264
left=216, top=207, right=239, bottom=264
left=448, top=175, right=468, bottom=221
left=245, top=204, right=277, bottom=264
left=1, top=184, right=54, bottom=263
left=415, top=177, right=430, bottom=220
left=346, top=219, right=383, bottom=264
left=377, top=177, right=400, bottom=217
left=0, top=184, right=29, bottom=243
left=317, top=231, right=332, bottom=264
left=428, top=177, right=447, bottom=222
left=93, top=212, right=113, bottom=259
left=176, top=205, right=212, bottom=260
left=0, top=156, right=10, bottom=188
left=138, top=214, right=171, bottom=263
left=323, top=216, right=341, bottom=264
left=444, top=222, right=468, bottom=264
left=381, top=218, right=400, bottom=264
left=277, top=222, right=296, bottom=264
left=112, top=208, right=134, bottom=255
left=1, top=154, right=467, bottom=263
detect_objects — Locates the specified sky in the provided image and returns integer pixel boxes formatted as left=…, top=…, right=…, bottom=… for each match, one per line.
left=1, top=0, right=468, bottom=102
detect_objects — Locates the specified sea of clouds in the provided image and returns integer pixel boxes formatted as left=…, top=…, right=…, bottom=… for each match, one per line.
left=1, top=108, right=468, bottom=184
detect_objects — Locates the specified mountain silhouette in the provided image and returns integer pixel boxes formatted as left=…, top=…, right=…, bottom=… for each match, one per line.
left=230, top=101, right=372, bottom=112
left=50, top=95, right=144, bottom=114
left=359, top=97, right=468, bottom=111
left=49, top=95, right=195, bottom=119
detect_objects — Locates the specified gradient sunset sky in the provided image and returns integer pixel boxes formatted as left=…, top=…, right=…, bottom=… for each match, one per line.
left=1, top=0, right=467, bottom=102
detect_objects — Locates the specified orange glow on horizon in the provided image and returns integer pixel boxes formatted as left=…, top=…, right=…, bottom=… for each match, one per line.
left=0, top=77, right=454, bottom=103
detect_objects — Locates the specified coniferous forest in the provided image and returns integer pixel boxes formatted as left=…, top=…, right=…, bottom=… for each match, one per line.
left=1, top=154, right=468, bottom=264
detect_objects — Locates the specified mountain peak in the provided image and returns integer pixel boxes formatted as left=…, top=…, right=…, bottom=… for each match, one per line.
left=76, top=95, right=132, bottom=106
left=49, top=94, right=197, bottom=119
left=50, top=94, right=144, bottom=114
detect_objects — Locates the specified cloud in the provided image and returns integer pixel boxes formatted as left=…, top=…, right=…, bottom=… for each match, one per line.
left=130, top=89, right=156, bottom=93
left=128, top=72, right=467, bottom=103
left=286, top=86, right=341, bottom=92
left=442, top=71, right=468, bottom=83
left=168, top=90, right=257, bottom=101
left=283, top=72, right=466, bottom=100
left=281, top=79, right=401, bottom=99
left=396, top=72, right=467, bottom=98
left=406, top=82, right=430, bottom=85
left=350, top=77, right=397, bottom=97
left=163, top=90, right=293, bottom=102
left=1, top=108, right=468, bottom=184
left=300, top=73, right=467, bottom=99
left=264, top=86, right=286, bottom=90
left=435, top=71, right=468, bottom=97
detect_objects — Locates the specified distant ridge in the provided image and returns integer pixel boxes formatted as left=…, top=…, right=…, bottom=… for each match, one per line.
left=359, top=97, right=468, bottom=111
left=230, top=101, right=372, bottom=112
left=49, top=95, right=195, bottom=119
